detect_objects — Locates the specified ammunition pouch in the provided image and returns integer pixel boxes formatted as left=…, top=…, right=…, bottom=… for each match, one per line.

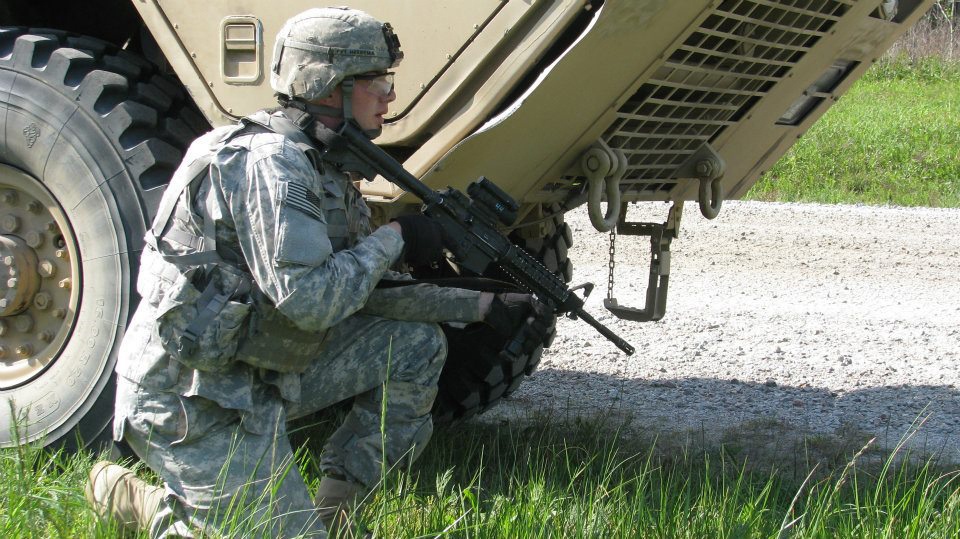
left=234, top=291, right=326, bottom=374
left=154, top=266, right=252, bottom=373
left=151, top=262, right=324, bottom=374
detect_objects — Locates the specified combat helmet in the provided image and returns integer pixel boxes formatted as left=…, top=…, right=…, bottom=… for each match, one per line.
left=270, top=7, right=403, bottom=132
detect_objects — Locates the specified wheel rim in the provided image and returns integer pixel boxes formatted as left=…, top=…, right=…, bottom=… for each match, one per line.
left=0, top=164, right=81, bottom=389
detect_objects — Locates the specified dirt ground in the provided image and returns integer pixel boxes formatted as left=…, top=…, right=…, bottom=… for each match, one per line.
left=478, top=201, right=960, bottom=464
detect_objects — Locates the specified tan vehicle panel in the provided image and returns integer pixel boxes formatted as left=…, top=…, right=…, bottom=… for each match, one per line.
left=138, top=0, right=502, bottom=118
left=409, top=0, right=933, bottom=210
left=136, top=0, right=932, bottom=211
left=134, top=1, right=584, bottom=145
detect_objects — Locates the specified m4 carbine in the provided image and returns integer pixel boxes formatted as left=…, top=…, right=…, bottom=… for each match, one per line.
left=325, top=121, right=635, bottom=355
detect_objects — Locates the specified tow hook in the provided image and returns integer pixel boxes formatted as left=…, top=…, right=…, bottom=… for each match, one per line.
left=580, top=139, right=628, bottom=232
left=674, top=142, right=726, bottom=220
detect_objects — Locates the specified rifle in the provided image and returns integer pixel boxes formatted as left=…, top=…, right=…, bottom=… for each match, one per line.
left=324, top=121, right=635, bottom=355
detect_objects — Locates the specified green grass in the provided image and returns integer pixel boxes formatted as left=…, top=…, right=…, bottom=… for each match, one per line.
left=0, top=438, right=123, bottom=537
left=3, top=414, right=959, bottom=538
left=747, top=57, right=960, bottom=207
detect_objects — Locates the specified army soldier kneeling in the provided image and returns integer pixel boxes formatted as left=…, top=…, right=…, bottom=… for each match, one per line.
left=84, top=7, right=545, bottom=537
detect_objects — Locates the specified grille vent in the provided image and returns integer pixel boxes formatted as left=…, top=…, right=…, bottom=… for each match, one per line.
left=600, top=0, right=852, bottom=196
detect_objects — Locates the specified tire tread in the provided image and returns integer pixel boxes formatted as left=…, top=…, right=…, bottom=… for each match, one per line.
left=0, top=27, right=205, bottom=450
left=0, top=28, right=206, bottom=198
left=434, top=206, right=573, bottom=423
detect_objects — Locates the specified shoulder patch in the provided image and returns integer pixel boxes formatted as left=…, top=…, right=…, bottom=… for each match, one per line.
left=285, top=182, right=324, bottom=222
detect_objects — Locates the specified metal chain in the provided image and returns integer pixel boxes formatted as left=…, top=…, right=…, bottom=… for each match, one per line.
left=607, top=228, right=616, bottom=300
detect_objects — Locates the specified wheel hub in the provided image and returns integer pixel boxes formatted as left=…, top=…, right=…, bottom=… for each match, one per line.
left=0, top=235, right=41, bottom=317
left=0, top=167, right=80, bottom=389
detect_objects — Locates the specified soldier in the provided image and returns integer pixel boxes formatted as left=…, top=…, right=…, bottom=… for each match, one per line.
left=85, top=7, right=543, bottom=538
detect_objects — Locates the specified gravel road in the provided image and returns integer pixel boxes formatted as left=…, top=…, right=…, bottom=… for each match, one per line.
left=479, top=201, right=960, bottom=463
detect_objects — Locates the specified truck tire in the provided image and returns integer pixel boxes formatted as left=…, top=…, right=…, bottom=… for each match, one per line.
left=0, top=29, right=203, bottom=450
left=434, top=206, right=572, bottom=423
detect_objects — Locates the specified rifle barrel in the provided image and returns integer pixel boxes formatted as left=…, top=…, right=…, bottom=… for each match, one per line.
left=575, top=308, right=636, bottom=355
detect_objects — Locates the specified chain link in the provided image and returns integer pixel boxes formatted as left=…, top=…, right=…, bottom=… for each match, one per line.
left=607, top=228, right=616, bottom=300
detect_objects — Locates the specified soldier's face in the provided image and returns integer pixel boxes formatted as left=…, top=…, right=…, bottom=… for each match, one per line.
left=311, top=73, right=397, bottom=133
left=351, top=72, right=397, bottom=133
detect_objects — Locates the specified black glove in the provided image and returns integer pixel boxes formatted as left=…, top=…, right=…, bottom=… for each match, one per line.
left=391, top=214, right=444, bottom=266
left=484, top=293, right=552, bottom=355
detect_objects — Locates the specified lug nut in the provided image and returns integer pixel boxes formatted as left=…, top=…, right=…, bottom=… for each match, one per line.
left=0, top=298, right=7, bottom=310
left=58, top=278, right=71, bottom=289
left=39, top=331, right=54, bottom=343
left=53, top=308, right=67, bottom=319
left=7, top=277, right=17, bottom=288
left=17, top=344, right=33, bottom=357
left=1, top=190, right=17, bottom=205
left=55, top=249, right=68, bottom=260
left=27, top=200, right=43, bottom=214
left=13, top=315, right=33, bottom=332
left=2, top=255, right=13, bottom=266
left=38, top=260, right=56, bottom=278
left=34, top=292, right=51, bottom=310
left=25, top=231, right=43, bottom=248
left=1, top=214, right=20, bottom=233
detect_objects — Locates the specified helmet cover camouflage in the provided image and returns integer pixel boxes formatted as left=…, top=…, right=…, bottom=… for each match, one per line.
left=270, top=7, right=403, bottom=101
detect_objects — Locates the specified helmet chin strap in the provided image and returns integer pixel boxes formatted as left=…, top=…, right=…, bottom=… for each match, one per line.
left=281, top=96, right=342, bottom=119
left=340, top=78, right=383, bottom=138
left=341, top=78, right=355, bottom=125
left=281, top=77, right=382, bottom=139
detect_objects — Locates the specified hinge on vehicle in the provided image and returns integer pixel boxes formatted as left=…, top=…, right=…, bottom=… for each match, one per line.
left=603, top=201, right=683, bottom=322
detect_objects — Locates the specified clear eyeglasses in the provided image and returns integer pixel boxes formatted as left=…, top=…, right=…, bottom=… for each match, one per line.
left=354, top=72, right=395, bottom=98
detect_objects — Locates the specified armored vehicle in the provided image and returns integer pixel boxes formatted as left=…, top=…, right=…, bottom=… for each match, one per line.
left=0, top=0, right=932, bottom=449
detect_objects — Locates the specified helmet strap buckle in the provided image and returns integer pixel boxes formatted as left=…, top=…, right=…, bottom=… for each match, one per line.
left=341, top=77, right=355, bottom=125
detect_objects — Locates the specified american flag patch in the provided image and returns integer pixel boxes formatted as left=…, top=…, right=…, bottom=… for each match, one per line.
left=285, top=183, right=324, bottom=222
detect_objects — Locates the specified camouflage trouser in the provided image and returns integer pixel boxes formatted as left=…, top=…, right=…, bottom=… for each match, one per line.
left=119, top=314, right=446, bottom=538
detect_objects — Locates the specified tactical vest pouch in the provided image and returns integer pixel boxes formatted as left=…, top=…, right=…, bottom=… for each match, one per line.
left=233, top=294, right=325, bottom=374
left=155, top=269, right=252, bottom=373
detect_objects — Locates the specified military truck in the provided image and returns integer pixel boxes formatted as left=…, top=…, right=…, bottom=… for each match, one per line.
left=0, top=0, right=932, bottom=450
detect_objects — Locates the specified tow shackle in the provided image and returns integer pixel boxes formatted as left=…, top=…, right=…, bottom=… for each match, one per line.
left=580, top=140, right=628, bottom=232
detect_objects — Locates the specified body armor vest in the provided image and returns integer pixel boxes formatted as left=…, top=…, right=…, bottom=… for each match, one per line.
left=141, top=109, right=359, bottom=374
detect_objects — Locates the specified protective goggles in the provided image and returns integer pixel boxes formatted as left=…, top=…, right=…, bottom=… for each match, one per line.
left=354, top=72, right=395, bottom=98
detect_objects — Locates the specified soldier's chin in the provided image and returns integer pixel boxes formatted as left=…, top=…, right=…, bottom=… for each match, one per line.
left=362, top=124, right=383, bottom=139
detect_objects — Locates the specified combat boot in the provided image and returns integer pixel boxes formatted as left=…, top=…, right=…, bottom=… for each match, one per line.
left=84, top=460, right=164, bottom=532
left=315, top=476, right=367, bottom=538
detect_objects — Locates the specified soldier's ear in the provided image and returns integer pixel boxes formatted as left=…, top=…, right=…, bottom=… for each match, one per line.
left=314, top=87, right=343, bottom=108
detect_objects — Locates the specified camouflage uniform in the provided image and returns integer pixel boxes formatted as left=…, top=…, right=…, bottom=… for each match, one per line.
left=114, top=108, right=482, bottom=537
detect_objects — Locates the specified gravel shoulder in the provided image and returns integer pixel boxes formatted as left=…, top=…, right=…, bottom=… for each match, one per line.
left=477, top=201, right=960, bottom=464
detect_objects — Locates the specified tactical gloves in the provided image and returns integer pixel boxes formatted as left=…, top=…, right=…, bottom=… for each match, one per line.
left=391, top=214, right=444, bottom=266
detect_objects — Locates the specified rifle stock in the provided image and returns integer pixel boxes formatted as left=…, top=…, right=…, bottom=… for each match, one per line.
left=333, top=122, right=635, bottom=355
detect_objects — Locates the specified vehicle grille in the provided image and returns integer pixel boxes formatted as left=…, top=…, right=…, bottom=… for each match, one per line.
left=602, top=0, right=853, bottom=196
